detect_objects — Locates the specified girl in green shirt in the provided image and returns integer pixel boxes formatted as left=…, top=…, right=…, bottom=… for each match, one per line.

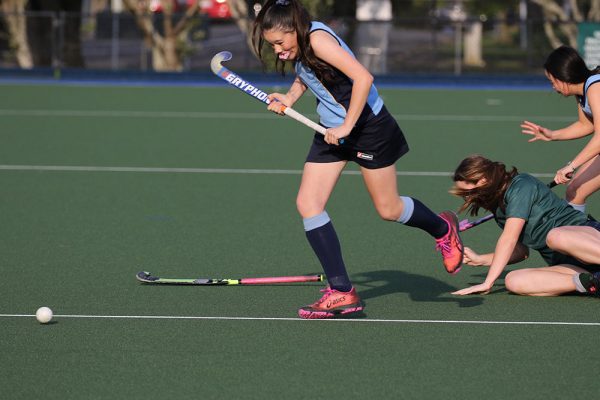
left=450, top=155, right=600, bottom=297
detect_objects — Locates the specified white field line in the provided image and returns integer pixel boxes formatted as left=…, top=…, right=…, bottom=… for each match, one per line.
left=1, top=313, right=599, bottom=326
left=0, top=164, right=555, bottom=179
left=0, top=108, right=573, bottom=122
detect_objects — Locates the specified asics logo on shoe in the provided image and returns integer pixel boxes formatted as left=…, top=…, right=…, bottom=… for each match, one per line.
left=299, top=288, right=364, bottom=319
left=326, top=296, right=346, bottom=308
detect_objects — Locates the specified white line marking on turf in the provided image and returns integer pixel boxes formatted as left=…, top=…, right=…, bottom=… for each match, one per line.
left=0, top=108, right=573, bottom=123
left=0, top=109, right=274, bottom=119
left=1, top=314, right=599, bottom=326
left=0, top=164, right=555, bottom=178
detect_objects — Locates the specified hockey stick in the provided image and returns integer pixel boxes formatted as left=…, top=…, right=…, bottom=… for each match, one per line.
left=210, top=51, right=337, bottom=140
left=458, top=213, right=494, bottom=231
left=459, top=180, right=558, bottom=232
left=136, top=271, right=324, bottom=286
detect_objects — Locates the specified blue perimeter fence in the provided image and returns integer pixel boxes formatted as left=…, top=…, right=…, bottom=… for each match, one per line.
left=0, top=67, right=551, bottom=91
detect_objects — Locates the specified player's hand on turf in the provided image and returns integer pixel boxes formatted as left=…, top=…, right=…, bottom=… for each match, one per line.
left=267, top=93, right=291, bottom=115
left=325, top=124, right=352, bottom=146
left=463, top=247, right=489, bottom=267
left=452, top=282, right=492, bottom=296
left=521, top=120, right=552, bottom=142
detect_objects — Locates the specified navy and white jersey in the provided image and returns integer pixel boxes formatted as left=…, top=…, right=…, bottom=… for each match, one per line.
left=577, top=74, right=600, bottom=120
left=294, top=21, right=383, bottom=128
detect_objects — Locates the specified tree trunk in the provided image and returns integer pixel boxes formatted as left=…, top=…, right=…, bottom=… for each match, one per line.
left=531, top=0, right=578, bottom=47
left=1, top=0, right=33, bottom=68
left=494, top=10, right=512, bottom=44
left=226, top=0, right=253, bottom=52
left=152, top=34, right=182, bottom=71
left=464, top=21, right=485, bottom=67
left=123, top=0, right=199, bottom=72
left=590, top=0, right=600, bottom=21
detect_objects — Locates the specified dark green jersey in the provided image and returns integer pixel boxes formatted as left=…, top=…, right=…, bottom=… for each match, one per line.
left=494, top=174, right=588, bottom=265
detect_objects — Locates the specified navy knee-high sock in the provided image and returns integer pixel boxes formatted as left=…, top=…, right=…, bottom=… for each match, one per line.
left=397, top=196, right=448, bottom=239
left=304, top=211, right=352, bottom=292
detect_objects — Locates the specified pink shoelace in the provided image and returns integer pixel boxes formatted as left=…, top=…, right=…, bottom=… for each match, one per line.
left=435, top=236, right=452, bottom=256
left=315, top=287, right=334, bottom=302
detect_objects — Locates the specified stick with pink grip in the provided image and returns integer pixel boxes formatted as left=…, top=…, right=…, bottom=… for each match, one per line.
left=136, top=271, right=324, bottom=285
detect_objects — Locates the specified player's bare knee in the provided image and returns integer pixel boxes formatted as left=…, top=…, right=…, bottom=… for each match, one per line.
left=295, top=195, right=309, bottom=214
left=296, top=197, right=323, bottom=219
left=546, top=228, right=566, bottom=250
left=505, top=271, right=526, bottom=294
left=374, top=202, right=400, bottom=221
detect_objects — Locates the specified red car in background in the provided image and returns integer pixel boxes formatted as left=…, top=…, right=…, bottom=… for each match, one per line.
left=150, top=0, right=232, bottom=19
left=200, top=0, right=231, bottom=19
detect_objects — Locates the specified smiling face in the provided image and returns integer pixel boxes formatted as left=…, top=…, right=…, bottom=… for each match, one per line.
left=262, top=28, right=298, bottom=61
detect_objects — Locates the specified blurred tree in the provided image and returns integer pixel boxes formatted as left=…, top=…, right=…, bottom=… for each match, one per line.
left=463, top=1, right=520, bottom=44
left=122, top=0, right=203, bottom=71
left=531, top=0, right=600, bottom=47
left=0, top=0, right=33, bottom=68
left=302, top=0, right=334, bottom=16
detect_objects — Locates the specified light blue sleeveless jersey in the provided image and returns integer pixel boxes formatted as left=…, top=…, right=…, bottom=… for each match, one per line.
left=579, top=74, right=600, bottom=119
left=294, top=21, right=383, bottom=128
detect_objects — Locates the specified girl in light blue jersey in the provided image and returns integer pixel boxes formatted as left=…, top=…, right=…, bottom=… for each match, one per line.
left=252, top=0, right=463, bottom=319
left=521, top=46, right=600, bottom=214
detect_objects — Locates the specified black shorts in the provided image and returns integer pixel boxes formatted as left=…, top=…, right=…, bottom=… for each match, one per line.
left=305, top=105, right=409, bottom=169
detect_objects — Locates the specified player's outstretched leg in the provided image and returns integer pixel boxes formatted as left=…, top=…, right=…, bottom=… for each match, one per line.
left=396, top=196, right=464, bottom=274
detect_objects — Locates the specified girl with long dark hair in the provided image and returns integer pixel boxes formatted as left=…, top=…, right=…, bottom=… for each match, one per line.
left=252, top=0, right=464, bottom=318
left=521, top=45, right=600, bottom=215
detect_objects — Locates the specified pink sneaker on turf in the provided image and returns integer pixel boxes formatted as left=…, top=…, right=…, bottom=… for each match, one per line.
left=298, top=287, right=364, bottom=319
left=436, top=211, right=464, bottom=274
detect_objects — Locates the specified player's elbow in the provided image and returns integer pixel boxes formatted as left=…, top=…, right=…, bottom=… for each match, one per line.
left=362, top=72, right=374, bottom=88
left=354, top=70, right=373, bottom=88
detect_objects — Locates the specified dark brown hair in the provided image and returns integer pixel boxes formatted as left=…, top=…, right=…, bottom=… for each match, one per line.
left=544, top=45, right=600, bottom=83
left=450, top=155, right=518, bottom=216
left=252, top=0, right=336, bottom=81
